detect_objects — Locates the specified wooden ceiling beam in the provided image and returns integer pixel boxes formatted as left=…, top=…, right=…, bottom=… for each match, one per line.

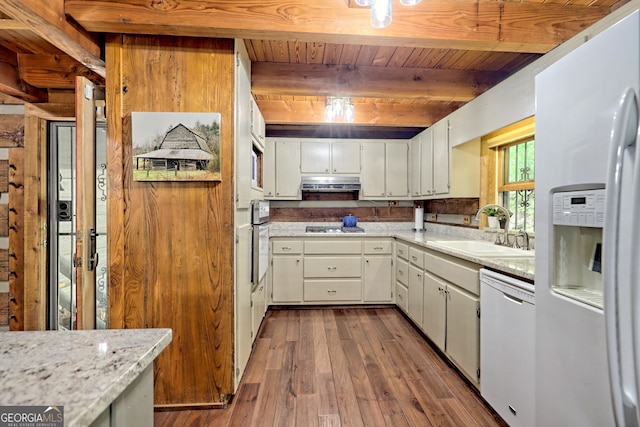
left=0, top=48, right=47, bottom=103
left=0, top=0, right=105, bottom=77
left=18, top=54, right=105, bottom=89
left=65, top=0, right=611, bottom=54
left=252, top=63, right=507, bottom=102
left=257, top=99, right=460, bottom=127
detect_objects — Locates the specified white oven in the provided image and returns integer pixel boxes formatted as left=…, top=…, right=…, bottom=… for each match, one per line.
left=251, top=200, right=269, bottom=290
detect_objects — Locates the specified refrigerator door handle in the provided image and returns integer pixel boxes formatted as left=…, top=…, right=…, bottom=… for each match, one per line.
left=604, top=87, right=640, bottom=427
left=631, top=95, right=640, bottom=427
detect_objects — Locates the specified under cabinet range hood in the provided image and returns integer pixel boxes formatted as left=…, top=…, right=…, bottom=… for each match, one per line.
left=300, top=176, right=361, bottom=192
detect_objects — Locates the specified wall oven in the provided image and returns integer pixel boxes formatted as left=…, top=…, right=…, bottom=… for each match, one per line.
left=251, top=200, right=269, bottom=291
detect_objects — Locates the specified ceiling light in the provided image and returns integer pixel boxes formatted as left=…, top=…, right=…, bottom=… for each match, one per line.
left=325, top=97, right=355, bottom=123
left=367, top=0, right=422, bottom=29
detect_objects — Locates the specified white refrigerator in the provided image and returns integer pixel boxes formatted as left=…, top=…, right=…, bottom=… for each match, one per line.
left=535, top=8, right=640, bottom=427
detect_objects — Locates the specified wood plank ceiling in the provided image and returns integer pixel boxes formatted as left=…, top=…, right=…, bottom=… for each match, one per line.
left=0, top=0, right=631, bottom=138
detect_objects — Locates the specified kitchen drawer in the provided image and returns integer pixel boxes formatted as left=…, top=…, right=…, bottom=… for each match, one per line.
left=424, top=249, right=480, bottom=295
left=408, top=246, right=425, bottom=268
left=363, top=240, right=393, bottom=254
left=304, top=279, right=362, bottom=301
left=304, top=256, right=361, bottom=278
left=272, top=240, right=303, bottom=254
left=396, top=242, right=409, bottom=260
left=396, top=258, right=408, bottom=285
left=396, top=282, right=408, bottom=312
left=304, top=240, right=362, bottom=255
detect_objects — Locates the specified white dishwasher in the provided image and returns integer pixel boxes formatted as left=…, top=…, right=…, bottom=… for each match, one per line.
left=480, top=268, right=535, bottom=427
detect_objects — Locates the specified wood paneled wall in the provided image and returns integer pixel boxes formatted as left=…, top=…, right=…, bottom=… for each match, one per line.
left=106, top=35, right=235, bottom=406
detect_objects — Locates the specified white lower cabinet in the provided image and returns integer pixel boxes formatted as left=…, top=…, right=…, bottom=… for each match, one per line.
left=407, top=264, right=424, bottom=327
left=270, top=237, right=395, bottom=305
left=422, top=271, right=446, bottom=351
left=446, top=283, right=480, bottom=387
left=271, top=240, right=303, bottom=303
left=395, top=258, right=409, bottom=312
left=363, top=240, right=393, bottom=302
left=251, top=277, right=267, bottom=341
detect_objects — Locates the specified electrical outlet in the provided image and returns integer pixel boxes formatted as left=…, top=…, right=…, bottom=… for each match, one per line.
left=463, top=215, right=471, bottom=225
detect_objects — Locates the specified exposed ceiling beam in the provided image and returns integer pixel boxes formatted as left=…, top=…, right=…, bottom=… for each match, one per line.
left=18, top=54, right=105, bottom=89
left=252, top=63, right=507, bottom=102
left=0, top=0, right=105, bottom=77
left=257, top=98, right=460, bottom=127
left=65, top=0, right=611, bottom=54
left=0, top=47, right=47, bottom=103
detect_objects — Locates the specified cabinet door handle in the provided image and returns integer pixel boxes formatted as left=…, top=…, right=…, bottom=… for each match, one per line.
left=398, top=270, right=404, bottom=276
left=398, top=249, right=404, bottom=254
left=365, top=259, right=369, bottom=263
left=296, top=259, right=300, bottom=263
left=411, top=255, right=418, bottom=261
left=328, top=266, right=337, bottom=270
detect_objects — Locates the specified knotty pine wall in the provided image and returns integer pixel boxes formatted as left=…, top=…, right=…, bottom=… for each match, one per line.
left=106, top=35, right=235, bottom=406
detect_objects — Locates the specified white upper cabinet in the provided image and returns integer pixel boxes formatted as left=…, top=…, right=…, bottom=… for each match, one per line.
left=420, top=128, right=434, bottom=197
left=410, top=135, right=421, bottom=197
left=361, top=141, right=386, bottom=198
left=412, top=120, right=480, bottom=200
left=361, top=140, right=409, bottom=199
left=330, top=141, right=361, bottom=174
left=250, top=97, right=265, bottom=149
left=385, top=141, right=409, bottom=198
left=300, top=140, right=331, bottom=173
left=432, top=120, right=449, bottom=196
left=264, top=138, right=301, bottom=200
left=300, top=139, right=361, bottom=174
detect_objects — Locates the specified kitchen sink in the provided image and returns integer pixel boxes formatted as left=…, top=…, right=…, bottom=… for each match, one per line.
left=428, top=240, right=534, bottom=258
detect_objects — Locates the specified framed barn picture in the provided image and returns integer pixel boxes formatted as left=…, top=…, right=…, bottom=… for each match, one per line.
left=132, top=112, right=221, bottom=181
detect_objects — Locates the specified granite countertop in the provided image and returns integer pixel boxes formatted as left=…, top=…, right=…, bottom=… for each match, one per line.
left=0, top=328, right=172, bottom=427
left=270, top=222, right=535, bottom=281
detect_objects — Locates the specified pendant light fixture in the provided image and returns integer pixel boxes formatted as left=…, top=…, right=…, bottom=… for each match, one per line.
left=358, top=0, right=421, bottom=29
left=325, top=97, right=355, bottom=123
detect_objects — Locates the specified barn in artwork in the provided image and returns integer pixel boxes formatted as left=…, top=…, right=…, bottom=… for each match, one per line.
left=135, top=123, right=215, bottom=172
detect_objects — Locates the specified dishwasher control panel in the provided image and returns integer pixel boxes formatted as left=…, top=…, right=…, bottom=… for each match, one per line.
left=480, top=269, right=534, bottom=304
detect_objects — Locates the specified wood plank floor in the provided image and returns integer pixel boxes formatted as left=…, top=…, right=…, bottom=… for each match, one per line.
left=154, top=307, right=507, bottom=427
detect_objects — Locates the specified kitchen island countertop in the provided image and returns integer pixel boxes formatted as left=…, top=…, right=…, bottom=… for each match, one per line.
left=0, top=328, right=172, bottom=427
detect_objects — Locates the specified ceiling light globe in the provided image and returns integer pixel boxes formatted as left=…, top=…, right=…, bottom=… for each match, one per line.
left=399, top=0, right=422, bottom=5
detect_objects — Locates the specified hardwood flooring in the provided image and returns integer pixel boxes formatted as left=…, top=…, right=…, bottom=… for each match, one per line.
left=154, top=307, right=506, bottom=427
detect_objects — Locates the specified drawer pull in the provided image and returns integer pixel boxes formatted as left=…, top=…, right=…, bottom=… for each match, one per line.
left=398, top=249, right=404, bottom=254
left=282, top=246, right=292, bottom=251
left=398, top=294, right=404, bottom=300
left=398, top=270, right=404, bottom=276
left=327, top=266, right=337, bottom=271
left=411, top=255, right=418, bottom=261
left=327, top=289, right=337, bottom=294
left=374, top=246, right=383, bottom=250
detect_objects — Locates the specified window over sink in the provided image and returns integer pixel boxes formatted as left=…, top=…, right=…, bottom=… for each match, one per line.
left=483, top=116, right=535, bottom=233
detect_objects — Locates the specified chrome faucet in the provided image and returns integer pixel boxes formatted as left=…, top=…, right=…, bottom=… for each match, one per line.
left=476, top=204, right=510, bottom=246
left=519, top=230, right=530, bottom=251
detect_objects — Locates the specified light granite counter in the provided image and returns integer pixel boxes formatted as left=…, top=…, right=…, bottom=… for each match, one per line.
left=0, top=328, right=172, bottom=427
left=270, top=222, right=535, bottom=281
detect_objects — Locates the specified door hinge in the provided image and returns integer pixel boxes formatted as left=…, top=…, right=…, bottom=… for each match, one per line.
left=235, top=52, right=240, bottom=67
left=477, top=368, right=481, bottom=380
left=236, top=234, right=239, bottom=244
left=477, top=307, right=481, bottom=318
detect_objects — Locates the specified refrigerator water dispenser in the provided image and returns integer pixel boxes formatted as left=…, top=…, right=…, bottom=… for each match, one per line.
left=552, top=188, right=605, bottom=309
